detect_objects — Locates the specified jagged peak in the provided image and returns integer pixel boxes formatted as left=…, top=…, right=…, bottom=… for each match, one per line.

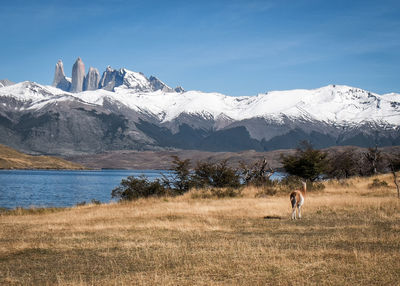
left=50, top=58, right=183, bottom=93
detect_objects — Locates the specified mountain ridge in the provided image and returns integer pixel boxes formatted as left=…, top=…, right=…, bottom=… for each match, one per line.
left=0, top=59, right=399, bottom=156
left=2, top=80, right=399, bottom=125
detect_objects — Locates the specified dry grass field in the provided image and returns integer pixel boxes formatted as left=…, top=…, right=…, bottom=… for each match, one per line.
left=0, top=174, right=399, bottom=285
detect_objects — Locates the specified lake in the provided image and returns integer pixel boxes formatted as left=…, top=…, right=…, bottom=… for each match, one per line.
left=0, top=169, right=171, bottom=209
left=0, top=169, right=285, bottom=209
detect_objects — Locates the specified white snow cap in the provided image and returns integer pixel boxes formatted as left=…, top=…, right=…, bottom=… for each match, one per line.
left=1, top=80, right=399, bottom=126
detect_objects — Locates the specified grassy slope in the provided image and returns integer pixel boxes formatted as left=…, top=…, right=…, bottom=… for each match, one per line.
left=0, top=144, right=86, bottom=170
left=0, top=174, right=399, bottom=285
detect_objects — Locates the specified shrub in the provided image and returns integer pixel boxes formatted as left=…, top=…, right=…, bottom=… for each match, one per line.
left=279, top=176, right=304, bottom=192
left=254, top=186, right=278, bottom=197
left=309, top=181, right=325, bottom=191
left=191, top=187, right=242, bottom=199
left=163, top=156, right=192, bottom=194
left=368, top=178, right=389, bottom=189
left=281, top=141, right=328, bottom=182
left=192, top=160, right=241, bottom=189
left=111, top=175, right=167, bottom=201
left=91, top=199, right=101, bottom=205
left=279, top=175, right=325, bottom=192
left=326, top=149, right=361, bottom=179
left=212, top=187, right=242, bottom=198
left=364, top=146, right=384, bottom=175
left=240, top=158, right=275, bottom=187
left=76, top=200, right=101, bottom=206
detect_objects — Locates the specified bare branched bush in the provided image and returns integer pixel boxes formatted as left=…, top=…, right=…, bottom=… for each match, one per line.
left=239, top=158, right=275, bottom=187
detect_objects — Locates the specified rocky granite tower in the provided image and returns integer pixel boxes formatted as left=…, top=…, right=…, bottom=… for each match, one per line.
left=83, top=67, right=100, bottom=91
left=98, top=66, right=125, bottom=91
left=52, top=60, right=71, bottom=91
left=71, top=57, right=85, bottom=93
left=98, top=66, right=116, bottom=91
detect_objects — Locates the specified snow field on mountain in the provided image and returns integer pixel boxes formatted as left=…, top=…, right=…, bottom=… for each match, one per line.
left=0, top=80, right=399, bottom=126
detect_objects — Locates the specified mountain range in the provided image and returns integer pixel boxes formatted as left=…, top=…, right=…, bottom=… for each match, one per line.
left=0, top=58, right=399, bottom=156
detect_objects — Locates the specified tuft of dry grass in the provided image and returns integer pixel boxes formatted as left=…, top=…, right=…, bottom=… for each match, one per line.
left=0, top=174, right=399, bottom=285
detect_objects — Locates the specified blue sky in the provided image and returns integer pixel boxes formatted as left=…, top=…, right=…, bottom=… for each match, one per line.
left=1, top=0, right=399, bottom=96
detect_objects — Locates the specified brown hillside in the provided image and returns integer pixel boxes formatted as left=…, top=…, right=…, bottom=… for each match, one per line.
left=65, top=145, right=400, bottom=170
left=0, top=144, right=86, bottom=170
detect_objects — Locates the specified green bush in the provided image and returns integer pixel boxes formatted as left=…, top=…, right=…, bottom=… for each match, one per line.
left=163, top=156, right=192, bottom=194
left=192, top=160, right=241, bottom=189
left=279, top=175, right=324, bottom=192
left=111, top=175, right=167, bottom=201
left=281, top=141, right=328, bottom=182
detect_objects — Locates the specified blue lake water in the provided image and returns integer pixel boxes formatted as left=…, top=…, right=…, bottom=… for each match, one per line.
left=0, top=169, right=171, bottom=209
left=0, top=169, right=285, bottom=209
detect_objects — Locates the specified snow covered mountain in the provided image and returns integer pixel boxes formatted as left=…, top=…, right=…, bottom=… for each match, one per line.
left=0, top=67, right=399, bottom=155
left=53, top=58, right=184, bottom=94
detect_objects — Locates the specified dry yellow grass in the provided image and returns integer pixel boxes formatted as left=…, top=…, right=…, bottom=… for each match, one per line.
left=0, top=174, right=399, bottom=285
left=0, top=144, right=85, bottom=169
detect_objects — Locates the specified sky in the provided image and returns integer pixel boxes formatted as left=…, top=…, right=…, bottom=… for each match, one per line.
left=0, top=0, right=399, bottom=96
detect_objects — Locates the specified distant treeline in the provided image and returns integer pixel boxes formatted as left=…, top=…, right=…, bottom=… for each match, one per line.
left=112, top=141, right=400, bottom=201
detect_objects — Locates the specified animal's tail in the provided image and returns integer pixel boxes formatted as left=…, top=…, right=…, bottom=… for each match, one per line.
left=290, top=193, right=297, bottom=208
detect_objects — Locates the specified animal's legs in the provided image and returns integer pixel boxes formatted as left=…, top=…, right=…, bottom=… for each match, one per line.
left=291, top=207, right=297, bottom=220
